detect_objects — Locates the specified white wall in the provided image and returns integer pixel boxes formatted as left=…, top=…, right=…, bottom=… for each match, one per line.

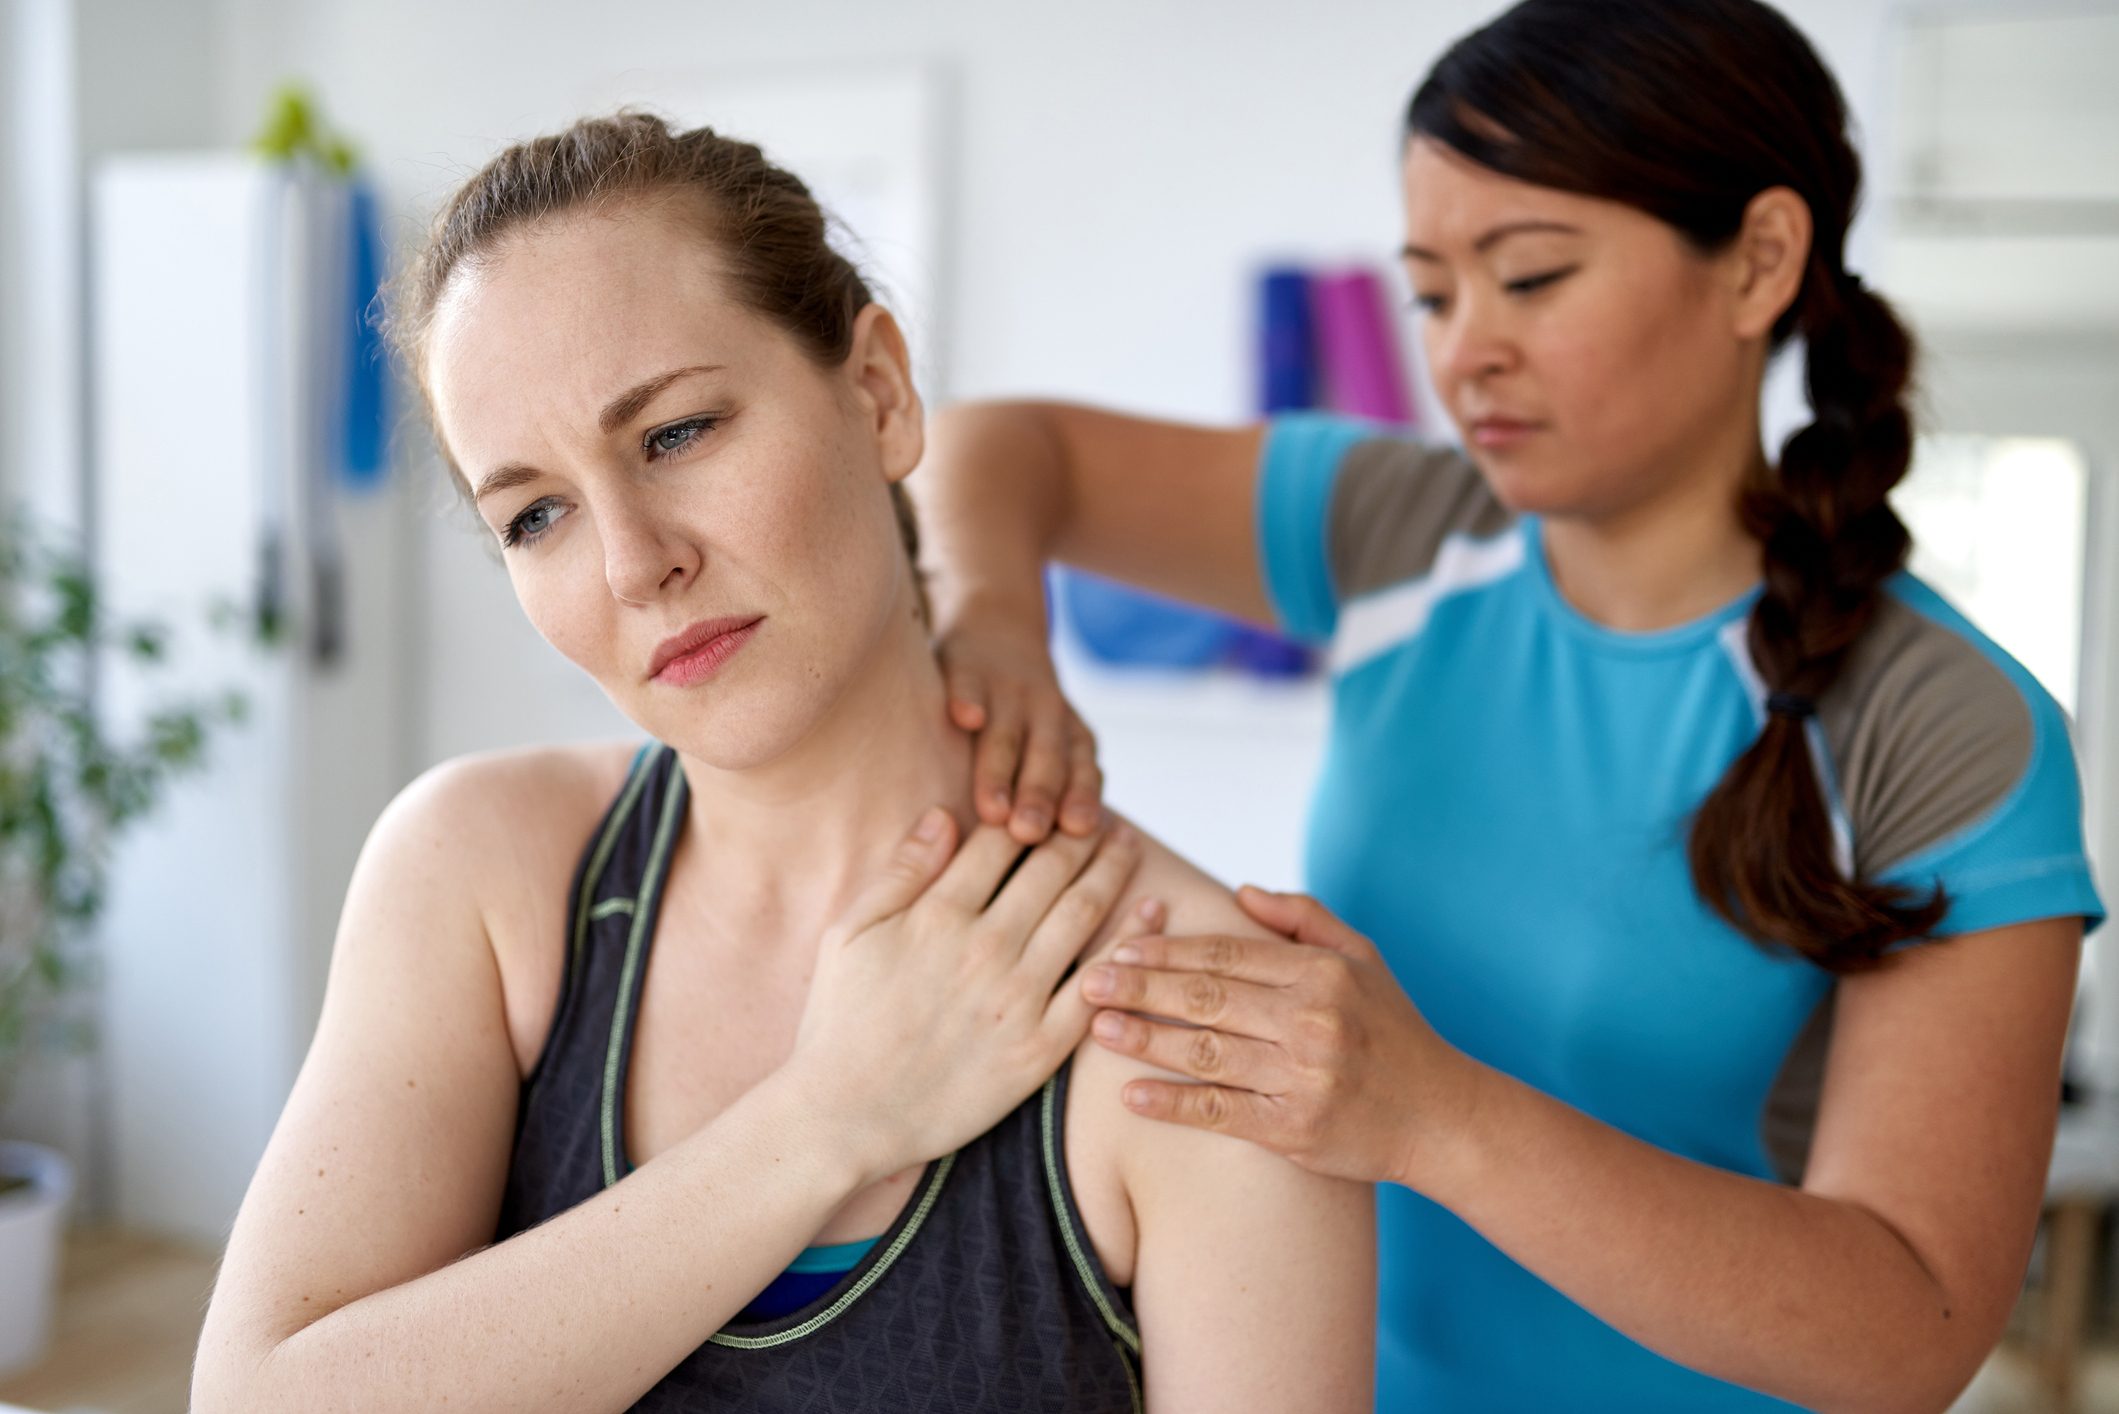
left=199, top=0, right=1907, bottom=773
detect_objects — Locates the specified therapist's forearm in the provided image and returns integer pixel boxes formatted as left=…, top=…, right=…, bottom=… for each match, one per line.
left=195, top=1071, right=882, bottom=1414
left=914, top=401, right=1072, bottom=630
left=1413, top=1064, right=1993, bottom=1414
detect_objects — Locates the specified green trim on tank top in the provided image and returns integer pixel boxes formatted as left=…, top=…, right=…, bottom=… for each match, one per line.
left=1040, top=1072, right=1141, bottom=1354
left=599, top=751, right=689, bottom=1188
left=708, top=1152, right=957, bottom=1349
left=589, top=743, right=965, bottom=1349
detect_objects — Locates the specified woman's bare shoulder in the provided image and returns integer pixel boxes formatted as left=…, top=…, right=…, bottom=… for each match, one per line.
left=1060, top=820, right=1316, bottom=1284
left=380, top=738, right=649, bottom=1075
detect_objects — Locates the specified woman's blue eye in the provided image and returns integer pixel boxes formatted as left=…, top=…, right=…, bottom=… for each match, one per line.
left=502, top=498, right=564, bottom=549
left=645, top=415, right=719, bottom=459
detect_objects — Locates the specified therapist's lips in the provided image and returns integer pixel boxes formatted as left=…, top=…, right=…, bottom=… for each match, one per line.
left=647, top=616, right=763, bottom=686
left=1469, top=416, right=1543, bottom=450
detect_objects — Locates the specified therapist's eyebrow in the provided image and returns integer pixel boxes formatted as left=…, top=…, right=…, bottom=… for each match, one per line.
left=597, top=364, right=726, bottom=435
left=1401, top=220, right=1584, bottom=261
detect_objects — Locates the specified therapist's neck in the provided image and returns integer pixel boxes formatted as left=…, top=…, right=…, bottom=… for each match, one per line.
left=672, top=580, right=977, bottom=943
left=1538, top=427, right=1767, bottom=634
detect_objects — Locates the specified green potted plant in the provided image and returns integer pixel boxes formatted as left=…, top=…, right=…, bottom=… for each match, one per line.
left=0, top=507, right=246, bottom=1375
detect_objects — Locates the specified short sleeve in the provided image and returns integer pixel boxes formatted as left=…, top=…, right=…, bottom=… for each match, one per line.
left=1878, top=693, right=2105, bottom=941
left=1838, top=582, right=2107, bottom=943
left=1255, top=413, right=1374, bottom=643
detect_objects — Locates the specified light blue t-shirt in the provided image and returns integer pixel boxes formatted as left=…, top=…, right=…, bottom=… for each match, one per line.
left=1256, top=413, right=2105, bottom=1412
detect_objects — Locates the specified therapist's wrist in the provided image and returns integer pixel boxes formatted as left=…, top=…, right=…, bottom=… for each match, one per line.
left=1392, top=1046, right=1507, bottom=1201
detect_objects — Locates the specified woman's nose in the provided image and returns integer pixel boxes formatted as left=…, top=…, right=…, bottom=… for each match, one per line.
left=601, top=501, right=700, bottom=604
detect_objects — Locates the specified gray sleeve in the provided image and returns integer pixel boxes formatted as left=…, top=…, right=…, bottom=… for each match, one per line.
left=1324, top=438, right=1515, bottom=602
left=1818, top=595, right=2034, bottom=881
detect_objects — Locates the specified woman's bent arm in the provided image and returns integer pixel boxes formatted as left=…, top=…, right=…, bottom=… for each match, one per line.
left=190, top=756, right=886, bottom=1414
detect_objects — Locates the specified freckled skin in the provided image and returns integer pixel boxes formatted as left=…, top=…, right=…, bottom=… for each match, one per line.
left=425, top=201, right=913, bottom=777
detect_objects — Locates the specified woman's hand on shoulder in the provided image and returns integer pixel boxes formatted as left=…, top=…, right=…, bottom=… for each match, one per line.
left=780, top=807, right=1158, bottom=1185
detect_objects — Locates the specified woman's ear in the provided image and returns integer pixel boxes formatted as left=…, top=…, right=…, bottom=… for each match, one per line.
left=846, top=303, right=925, bottom=483
left=1727, top=186, right=1813, bottom=341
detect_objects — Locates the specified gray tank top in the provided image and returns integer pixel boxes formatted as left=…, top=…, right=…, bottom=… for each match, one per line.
left=493, top=742, right=1144, bottom=1411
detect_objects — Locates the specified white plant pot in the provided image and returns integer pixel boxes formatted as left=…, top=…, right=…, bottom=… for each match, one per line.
left=0, top=1140, right=74, bottom=1378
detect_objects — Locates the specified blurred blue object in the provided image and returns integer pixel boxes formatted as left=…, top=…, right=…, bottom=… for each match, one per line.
left=1057, top=569, right=1235, bottom=668
left=1258, top=266, right=1318, bottom=414
left=339, top=179, right=388, bottom=491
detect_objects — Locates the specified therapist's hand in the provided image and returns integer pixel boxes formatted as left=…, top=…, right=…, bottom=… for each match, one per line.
left=1080, top=885, right=1476, bottom=1190
left=936, top=602, right=1105, bottom=844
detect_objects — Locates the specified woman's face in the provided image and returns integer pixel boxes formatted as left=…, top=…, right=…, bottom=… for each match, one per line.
left=425, top=198, right=923, bottom=768
left=1399, top=135, right=1763, bottom=520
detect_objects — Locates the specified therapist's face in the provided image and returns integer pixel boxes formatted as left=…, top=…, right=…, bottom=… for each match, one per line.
left=423, top=198, right=926, bottom=770
left=1399, top=136, right=1765, bottom=522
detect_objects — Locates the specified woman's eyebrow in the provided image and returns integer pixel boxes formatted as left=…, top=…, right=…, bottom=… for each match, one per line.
left=598, top=364, right=727, bottom=435
left=1401, top=220, right=1584, bottom=261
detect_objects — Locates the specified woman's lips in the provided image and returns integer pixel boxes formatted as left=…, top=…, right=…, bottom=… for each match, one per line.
left=650, top=618, right=762, bottom=687
left=1470, top=417, right=1543, bottom=450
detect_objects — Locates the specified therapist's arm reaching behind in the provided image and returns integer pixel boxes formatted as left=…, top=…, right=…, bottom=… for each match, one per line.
left=914, top=403, right=1265, bottom=840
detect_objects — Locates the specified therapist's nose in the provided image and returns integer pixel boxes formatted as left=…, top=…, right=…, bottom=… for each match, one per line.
left=1428, top=292, right=1520, bottom=393
left=601, top=498, right=700, bottom=605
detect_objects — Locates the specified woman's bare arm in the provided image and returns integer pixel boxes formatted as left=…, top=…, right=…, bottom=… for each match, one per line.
left=1079, top=847, right=1376, bottom=1412
left=190, top=755, right=896, bottom=1414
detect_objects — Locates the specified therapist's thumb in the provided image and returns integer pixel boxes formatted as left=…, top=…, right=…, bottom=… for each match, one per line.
left=1236, top=886, right=1369, bottom=959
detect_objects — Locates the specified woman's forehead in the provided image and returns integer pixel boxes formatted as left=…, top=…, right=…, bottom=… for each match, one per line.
left=1400, top=138, right=1617, bottom=245
left=426, top=210, right=759, bottom=438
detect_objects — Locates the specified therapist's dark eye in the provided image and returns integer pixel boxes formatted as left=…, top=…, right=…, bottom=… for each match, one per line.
left=1505, top=266, right=1578, bottom=296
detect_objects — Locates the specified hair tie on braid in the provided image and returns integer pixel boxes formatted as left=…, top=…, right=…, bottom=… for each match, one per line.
left=1765, top=692, right=1816, bottom=720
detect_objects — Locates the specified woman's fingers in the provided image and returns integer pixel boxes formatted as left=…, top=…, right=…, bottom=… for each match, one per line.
left=987, top=819, right=1124, bottom=939
left=925, top=820, right=1039, bottom=915
left=971, top=694, right=1027, bottom=825
left=1081, top=957, right=1283, bottom=1036
left=1056, top=709, right=1104, bottom=836
left=1091, top=1010, right=1291, bottom=1092
left=1006, top=703, right=1072, bottom=842
left=831, top=807, right=959, bottom=937
left=1035, top=895, right=1164, bottom=1064
left=1016, top=832, right=1149, bottom=985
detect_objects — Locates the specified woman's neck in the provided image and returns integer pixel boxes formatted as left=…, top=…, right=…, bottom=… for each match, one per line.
left=1538, top=428, right=1769, bottom=634
left=669, top=601, right=977, bottom=952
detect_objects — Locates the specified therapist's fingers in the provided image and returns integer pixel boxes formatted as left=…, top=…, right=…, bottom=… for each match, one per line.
left=972, top=693, right=1027, bottom=826
left=1056, top=708, right=1105, bottom=836
left=1007, top=702, right=1071, bottom=842
left=1235, top=886, right=1377, bottom=961
left=1081, top=958, right=1285, bottom=1037
left=1092, top=1011, right=1293, bottom=1093
left=944, top=660, right=989, bottom=733
left=1101, top=930, right=1317, bottom=987
left=1117, top=1077, right=1288, bottom=1148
